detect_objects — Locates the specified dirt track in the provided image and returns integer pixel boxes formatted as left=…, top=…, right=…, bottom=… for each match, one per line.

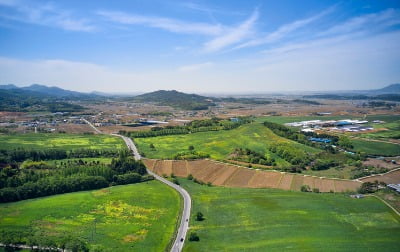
left=359, top=169, right=400, bottom=184
left=143, top=159, right=362, bottom=192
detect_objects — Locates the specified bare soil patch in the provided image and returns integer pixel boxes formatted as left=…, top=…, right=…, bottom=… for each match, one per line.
left=144, top=159, right=362, bottom=192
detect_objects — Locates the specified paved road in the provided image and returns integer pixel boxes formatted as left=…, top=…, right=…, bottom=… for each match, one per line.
left=81, top=119, right=192, bottom=251
left=113, top=134, right=191, bottom=252
left=80, top=118, right=102, bottom=134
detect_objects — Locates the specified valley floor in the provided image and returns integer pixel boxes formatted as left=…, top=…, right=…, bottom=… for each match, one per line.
left=179, top=179, right=400, bottom=252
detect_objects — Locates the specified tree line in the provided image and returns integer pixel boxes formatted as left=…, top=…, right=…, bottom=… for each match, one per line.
left=0, top=148, right=120, bottom=164
left=122, top=117, right=253, bottom=138
left=0, top=150, right=151, bottom=203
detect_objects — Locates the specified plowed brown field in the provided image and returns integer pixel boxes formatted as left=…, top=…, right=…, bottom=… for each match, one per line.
left=144, top=159, right=362, bottom=192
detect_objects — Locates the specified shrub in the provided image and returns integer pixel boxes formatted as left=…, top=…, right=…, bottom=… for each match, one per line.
left=196, top=211, right=204, bottom=221
left=189, top=232, right=200, bottom=242
left=300, top=185, right=311, bottom=192
left=172, top=178, right=180, bottom=185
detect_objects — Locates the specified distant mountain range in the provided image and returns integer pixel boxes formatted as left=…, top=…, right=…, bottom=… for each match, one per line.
left=0, top=84, right=93, bottom=97
left=0, top=83, right=399, bottom=112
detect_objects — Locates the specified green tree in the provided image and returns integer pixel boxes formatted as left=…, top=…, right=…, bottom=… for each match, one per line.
left=189, top=232, right=200, bottom=242
left=338, top=136, right=353, bottom=149
left=196, top=211, right=204, bottom=221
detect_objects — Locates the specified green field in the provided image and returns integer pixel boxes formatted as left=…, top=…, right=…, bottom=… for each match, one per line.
left=180, top=179, right=400, bottom=252
left=134, top=123, right=319, bottom=165
left=0, top=181, right=181, bottom=251
left=0, top=133, right=125, bottom=150
left=351, top=139, right=400, bottom=156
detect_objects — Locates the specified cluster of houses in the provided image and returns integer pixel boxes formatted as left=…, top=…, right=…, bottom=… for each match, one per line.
left=285, top=119, right=376, bottom=133
left=0, top=114, right=87, bottom=133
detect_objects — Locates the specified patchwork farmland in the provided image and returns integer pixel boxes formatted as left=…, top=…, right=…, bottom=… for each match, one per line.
left=142, top=159, right=361, bottom=192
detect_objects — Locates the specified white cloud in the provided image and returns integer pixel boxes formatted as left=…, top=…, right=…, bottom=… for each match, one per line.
left=181, top=2, right=244, bottom=16
left=258, top=8, right=400, bottom=58
left=97, top=10, right=223, bottom=35
left=319, top=8, right=400, bottom=37
left=178, top=62, right=213, bottom=72
left=202, top=9, right=259, bottom=52
left=2, top=29, right=399, bottom=94
left=252, top=31, right=400, bottom=90
left=235, top=6, right=335, bottom=50
left=0, top=0, right=95, bottom=31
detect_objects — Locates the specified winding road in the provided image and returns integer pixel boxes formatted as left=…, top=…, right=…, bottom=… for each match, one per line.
left=81, top=118, right=191, bottom=251
left=114, top=134, right=192, bottom=252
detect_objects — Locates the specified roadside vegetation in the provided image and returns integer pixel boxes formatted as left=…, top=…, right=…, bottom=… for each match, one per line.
left=0, top=181, right=181, bottom=251
left=180, top=178, right=400, bottom=251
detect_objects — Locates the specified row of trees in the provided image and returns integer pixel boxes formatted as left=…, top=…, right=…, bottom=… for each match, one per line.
left=0, top=175, right=109, bottom=202
left=0, top=148, right=119, bottom=163
left=0, top=151, right=151, bottom=202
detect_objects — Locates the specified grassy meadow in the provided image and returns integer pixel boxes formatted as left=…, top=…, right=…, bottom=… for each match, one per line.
left=180, top=179, right=400, bottom=252
left=0, top=133, right=125, bottom=150
left=351, top=139, right=400, bottom=156
left=134, top=123, right=319, bottom=165
left=0, top=181, right=181, bottom=251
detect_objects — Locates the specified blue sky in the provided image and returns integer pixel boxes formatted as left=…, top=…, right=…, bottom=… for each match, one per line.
left=0, top=0, right=399, bottom=93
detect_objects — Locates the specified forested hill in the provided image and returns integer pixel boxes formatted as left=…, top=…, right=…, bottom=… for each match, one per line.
left=0, top=88, right=85, bottom=112
left=131, top=90, right=216, bottom=110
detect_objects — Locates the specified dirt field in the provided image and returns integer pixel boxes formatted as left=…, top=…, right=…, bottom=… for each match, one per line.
left=55, top=123, right=95, bottom=134
left=142, top=159, right=362, bottom=192
left=360, top=169, right=400, bottom=184
left=362, top=158, right=399, bottom=170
